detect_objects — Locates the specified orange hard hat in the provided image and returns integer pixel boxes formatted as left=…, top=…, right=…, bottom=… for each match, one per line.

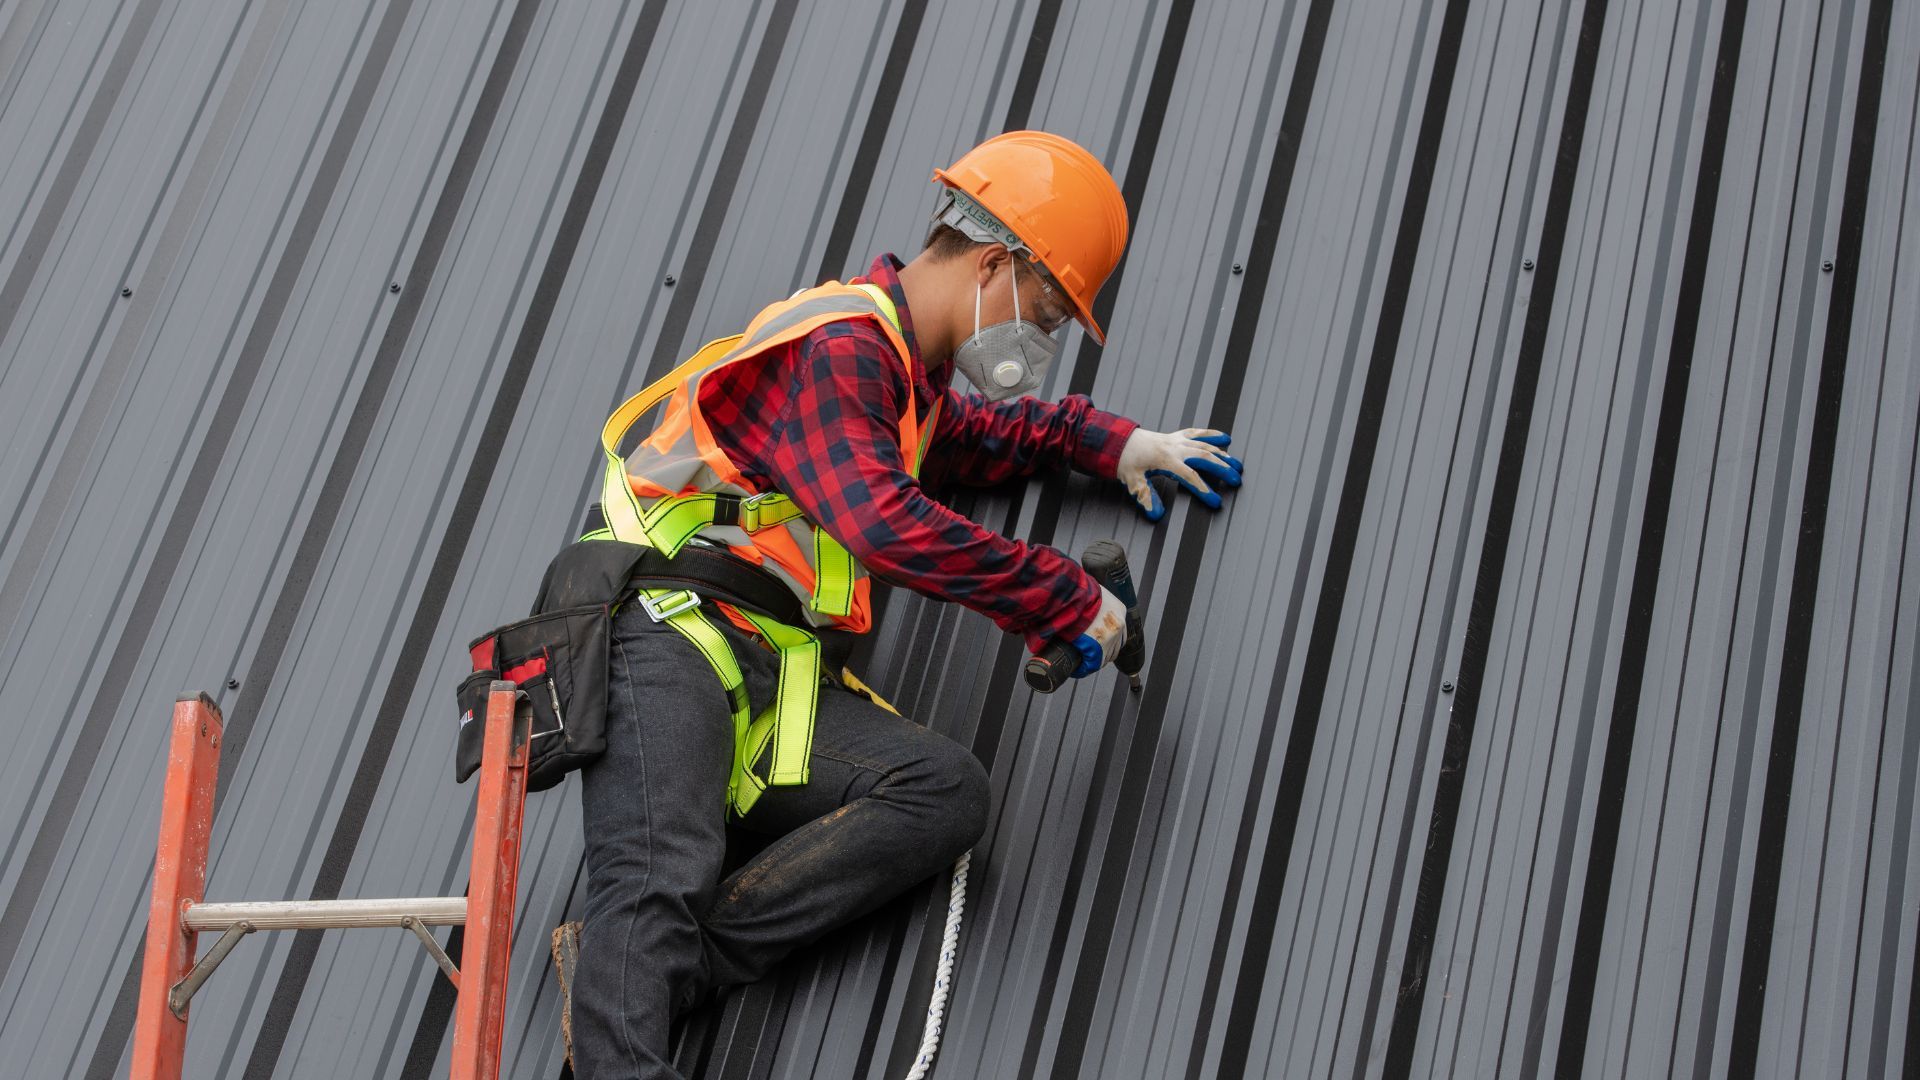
left=932, top=131, right=1128, bottom=344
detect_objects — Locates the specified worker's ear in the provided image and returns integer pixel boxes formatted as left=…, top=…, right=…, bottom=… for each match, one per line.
left=973, top=244, right=1011, bottom=287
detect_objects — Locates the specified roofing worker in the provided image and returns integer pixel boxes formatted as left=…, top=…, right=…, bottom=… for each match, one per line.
left=570, top=131, right=1244, bottom=1078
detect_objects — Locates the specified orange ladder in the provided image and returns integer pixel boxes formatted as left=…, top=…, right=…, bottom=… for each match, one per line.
left=130, top=681, right=530, bottom=1080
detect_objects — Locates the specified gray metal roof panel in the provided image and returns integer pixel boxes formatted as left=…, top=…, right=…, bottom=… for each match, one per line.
left=1, top=0, right=1917, bottom=1077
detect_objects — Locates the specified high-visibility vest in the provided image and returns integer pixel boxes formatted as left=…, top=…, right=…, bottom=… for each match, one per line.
left=586, top=281, right=936, bottom=814
left=595, top=281, right=938, bottom=631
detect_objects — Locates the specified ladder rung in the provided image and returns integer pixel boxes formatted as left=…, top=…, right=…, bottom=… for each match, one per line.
left=183, top=896, right=467, bottom=932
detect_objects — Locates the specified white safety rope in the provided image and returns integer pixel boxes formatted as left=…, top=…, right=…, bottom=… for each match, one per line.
left=903, top=850, right=971, bottom=1080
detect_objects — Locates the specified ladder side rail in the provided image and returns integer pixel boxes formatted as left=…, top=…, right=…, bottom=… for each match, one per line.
left=450, top=681, right=530, bottom=1080
left=130, top=694, right=225, bottom=1080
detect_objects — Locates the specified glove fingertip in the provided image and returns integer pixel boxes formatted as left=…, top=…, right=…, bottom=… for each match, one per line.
left=1188, top=456, right=1235, bottom=482
left=1130, top=483, right=1163, bottom=520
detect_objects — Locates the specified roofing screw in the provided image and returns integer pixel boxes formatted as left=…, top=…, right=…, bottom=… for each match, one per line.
left=1441, top=680, right=1455, bottom=694
left=389, top=282, right=402, bottom=294
left=1231, top=263, right=1244, bottom=275
left=1822, top=260, right=1833, bottom=273
left=227, top=678, right=240, bottom=690
left=1522, top=259, right=1534, bottom=272
left=121, top=287, right=133, bottom=298
left=664, top=274, right=677, bottom=287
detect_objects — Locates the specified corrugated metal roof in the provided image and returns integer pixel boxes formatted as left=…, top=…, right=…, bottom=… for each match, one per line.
left=2, top=0, right=1917, bottom=1076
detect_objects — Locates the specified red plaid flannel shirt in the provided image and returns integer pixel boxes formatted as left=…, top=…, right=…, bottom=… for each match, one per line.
left=696, top=253, right=1138, bottom=650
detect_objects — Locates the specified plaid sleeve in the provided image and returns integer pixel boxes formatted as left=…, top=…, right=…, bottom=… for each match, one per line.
left=919, top=388, right=1139, bottom=490
left=763, top=322, right=1102, bottom=650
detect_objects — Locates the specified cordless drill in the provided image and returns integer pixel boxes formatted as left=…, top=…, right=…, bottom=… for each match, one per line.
left=1025, top=540, right=1146, bottom=693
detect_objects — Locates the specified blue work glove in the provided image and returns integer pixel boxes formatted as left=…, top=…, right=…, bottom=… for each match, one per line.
left=1069, top=586, right=1130, bottom=678
left=1116, top=427, right=1245, bottom=522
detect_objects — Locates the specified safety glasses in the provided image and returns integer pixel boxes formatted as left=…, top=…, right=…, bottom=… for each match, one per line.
left=1019, top=257, right=1074, bottom=335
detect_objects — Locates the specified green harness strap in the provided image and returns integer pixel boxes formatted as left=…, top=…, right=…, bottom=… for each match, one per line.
left=624, top=491, right=858, bottom=618
left=642, top=492, right=806, bottom=552
left=733, top=609, right=820, bottom=789
left=627, top=587, right=817, bottom=817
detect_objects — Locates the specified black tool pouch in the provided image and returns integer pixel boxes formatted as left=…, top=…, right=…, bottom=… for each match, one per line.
left=454, top=536, right=655, bottom=791
left=455, top=604, right=610, bottom=791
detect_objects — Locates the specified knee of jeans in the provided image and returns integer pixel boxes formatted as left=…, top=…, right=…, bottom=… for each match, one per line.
left=912, top=740, right=990, bottom=853
left=954, top=751, right=990, bottom=847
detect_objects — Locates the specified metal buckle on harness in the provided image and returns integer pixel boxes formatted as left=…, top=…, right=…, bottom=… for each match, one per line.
left=739, top=491, right=776, bottom=533
left=639, top=589, right=701, bottom=622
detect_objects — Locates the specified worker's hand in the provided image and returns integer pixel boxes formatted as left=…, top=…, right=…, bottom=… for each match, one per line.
left=1116, top=427, right=1244, bottom=521
left=1069, top=586, right=1130, bottom=677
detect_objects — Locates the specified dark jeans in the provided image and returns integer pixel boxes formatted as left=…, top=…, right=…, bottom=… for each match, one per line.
left=571, top=599, right=990, bottom=1080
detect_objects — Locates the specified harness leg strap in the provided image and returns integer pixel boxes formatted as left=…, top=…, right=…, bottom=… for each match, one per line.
left=636, top=589, right=753, bottom=812
left=736, top=610, right=821, bottom=788
left=637, top=588, right=822, bottom=817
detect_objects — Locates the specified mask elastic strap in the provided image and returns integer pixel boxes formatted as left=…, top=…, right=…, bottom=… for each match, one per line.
left=972, top=279, right=983, bottom=341
left=1010, top=259, right=1022, bottom=325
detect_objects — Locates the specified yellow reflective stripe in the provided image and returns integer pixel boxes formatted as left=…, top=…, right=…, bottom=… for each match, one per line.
left=642, top=588, right=823, bottom=812
left=910, top=397, right=943, bottom=476
left=641, top=588, right=763, bottom=813
left=733, top=775, right=767, bottom=816
left=736, top=610, right=819, bottom=788
left=639, top=494, right=729, bottom=554
left=851, top=282, right=900, bottom=333
left=633, top=491, right=810, bottom=554
left=577, top=527, right=614, bottom=542
left=633, top=486, right=856, bottom=619
left=641, top=590, right=746, bottom=692
left=600, top=446, right=649, bottom=542
left=600, top=337, right=737, bottom=457
left=810, top=527, right=856, bottom=617
left=731, top=711, right=768, bottom=816
left=735, top=292, right=891, bottom=355
left=849, top=281, right=935, bottom=480
left=633, top=487, right=857, bottom=619
left=743, top=497, right=806, bottom=531
left=599, top=335, right=745, bottom=543
left=732, top=713, right=778, bottom=816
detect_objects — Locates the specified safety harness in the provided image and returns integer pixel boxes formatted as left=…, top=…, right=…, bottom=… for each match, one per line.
left=586, top=282, right=936, bottom=815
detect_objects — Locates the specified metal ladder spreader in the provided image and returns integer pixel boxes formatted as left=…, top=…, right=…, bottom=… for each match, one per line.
left=131, top=681, right=530, bottom=1080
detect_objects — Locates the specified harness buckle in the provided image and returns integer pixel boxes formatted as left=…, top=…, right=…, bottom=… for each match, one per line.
left=639, top=589, right=702, bottom=622
left=740, top=491, right=776, bottom=532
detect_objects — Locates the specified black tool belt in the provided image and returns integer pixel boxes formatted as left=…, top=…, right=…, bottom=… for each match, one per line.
left=454, top=537, right=851, bottom=791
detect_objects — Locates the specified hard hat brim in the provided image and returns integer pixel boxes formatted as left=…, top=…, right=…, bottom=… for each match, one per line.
left=931, top=131, right=1127, bottom=347
left=931, top=165, right=1110, bottom=345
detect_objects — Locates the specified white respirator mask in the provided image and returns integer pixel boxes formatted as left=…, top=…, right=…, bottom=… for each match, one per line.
left=952, top=259, right=1061, bottom=401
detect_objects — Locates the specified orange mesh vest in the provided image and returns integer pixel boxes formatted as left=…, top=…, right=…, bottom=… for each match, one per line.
left=596, top=281, right=938, bottom=634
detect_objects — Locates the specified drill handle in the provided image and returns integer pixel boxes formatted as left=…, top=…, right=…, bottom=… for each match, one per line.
left=1025, top=640, right=1080, bottom=694
left=1082, top=540, right=1147, bottom=680
left=1025, top=540, right=1148, bottom=693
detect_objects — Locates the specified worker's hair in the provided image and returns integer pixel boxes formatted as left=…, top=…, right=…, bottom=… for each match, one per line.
left=923, top=223, right=992, bottom=261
